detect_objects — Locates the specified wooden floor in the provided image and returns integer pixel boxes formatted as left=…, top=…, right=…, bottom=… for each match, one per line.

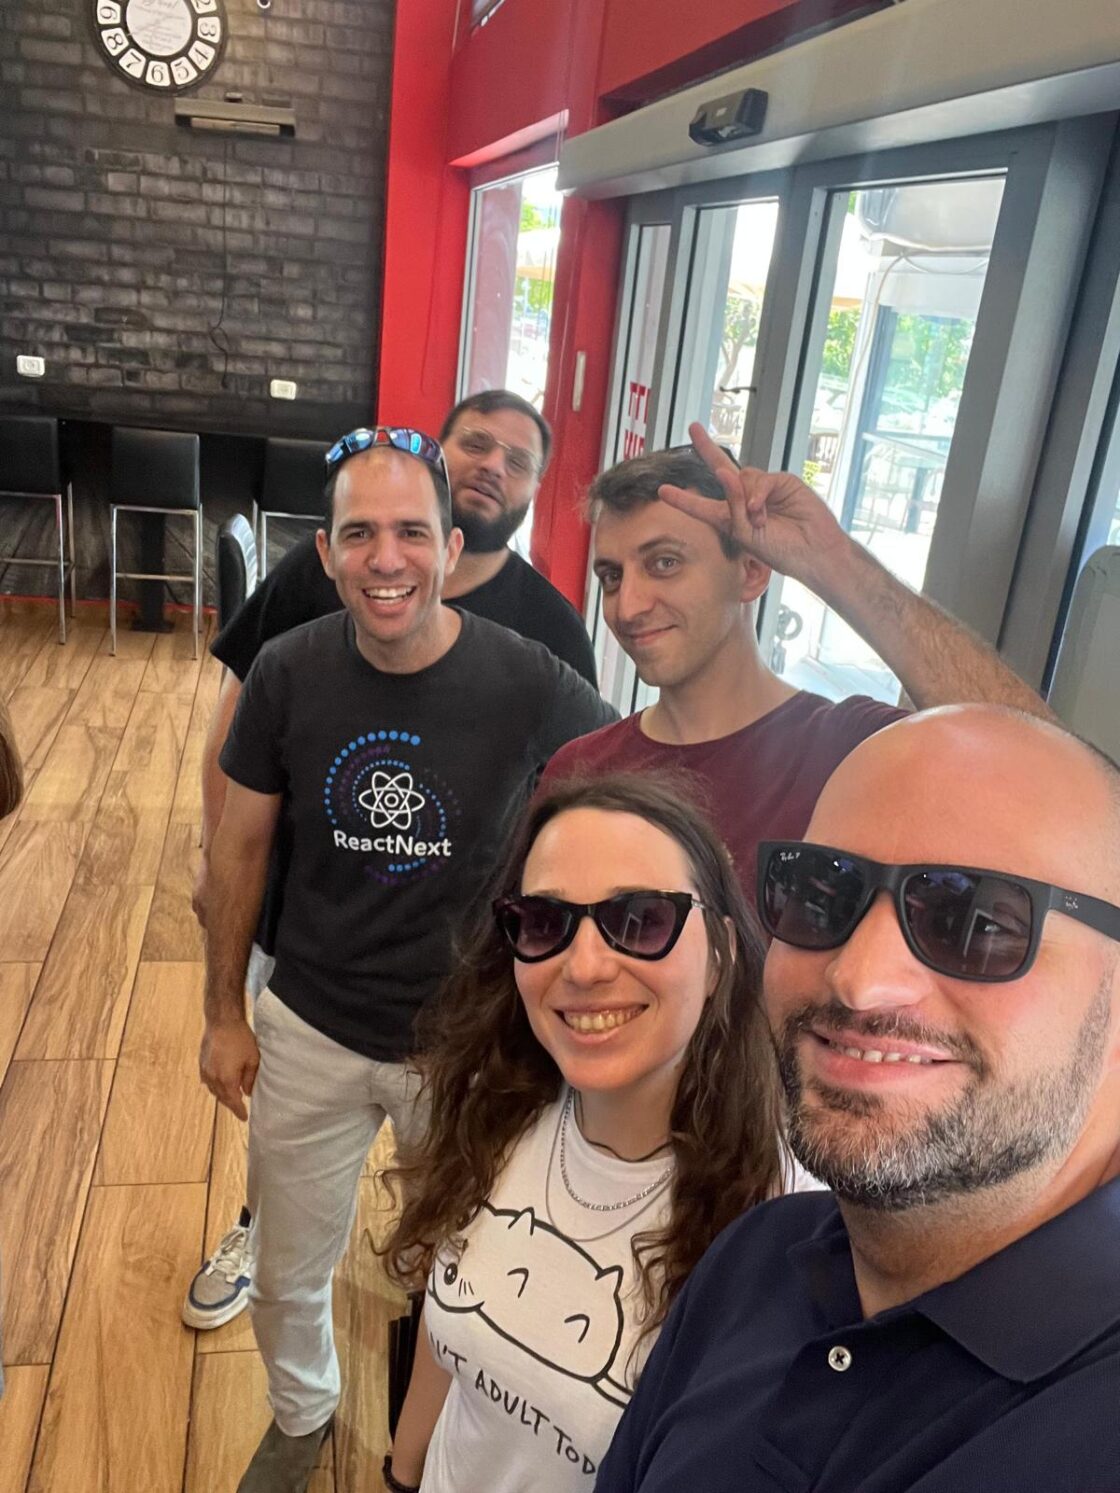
left=0, top=603, right=404, bottom=1493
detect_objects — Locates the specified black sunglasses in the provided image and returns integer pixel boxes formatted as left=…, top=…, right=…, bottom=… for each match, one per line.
left=494, top=891, right=707, bottom=963
left=757, top=841, right=1120, bottom=983
left=325, top=426, right=449, bottom=487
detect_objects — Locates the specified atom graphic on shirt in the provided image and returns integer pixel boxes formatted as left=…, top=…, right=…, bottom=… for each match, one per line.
left=358, top=770, right=426, bottom=831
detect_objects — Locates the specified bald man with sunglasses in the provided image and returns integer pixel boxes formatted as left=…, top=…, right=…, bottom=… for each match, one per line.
left=596, top=706, right=1120, bottom=1493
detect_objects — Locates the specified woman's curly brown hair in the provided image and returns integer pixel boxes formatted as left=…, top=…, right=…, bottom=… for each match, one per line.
left=382, top=770, right=784, bottom=1338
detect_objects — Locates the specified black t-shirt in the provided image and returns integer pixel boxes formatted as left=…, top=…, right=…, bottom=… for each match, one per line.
left=212, top=534, right=598, bottom=956
left=211, top=533, right=598, bottom=686
left=219, top=609, right=616, bottom=1061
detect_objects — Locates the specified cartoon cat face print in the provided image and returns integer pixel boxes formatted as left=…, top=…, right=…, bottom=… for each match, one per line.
left=428, top=1203, right=625, bottom=1383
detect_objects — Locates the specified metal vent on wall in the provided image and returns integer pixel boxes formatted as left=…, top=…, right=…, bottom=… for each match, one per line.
left=174, top=98, right=296, bottom=138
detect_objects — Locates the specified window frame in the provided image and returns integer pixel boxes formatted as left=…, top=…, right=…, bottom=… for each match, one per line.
left=589, top=200, right=676, bottom=713
left=588, top=115, right=1120, bottom=703
left=999, top=131, right=1120, bottom=691
left=456, top=159, right=563, bottom=405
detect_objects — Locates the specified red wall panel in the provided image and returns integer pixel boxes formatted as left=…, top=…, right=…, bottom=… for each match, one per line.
left=446, top=0, right=580, bottom=166
left=380, top=0, right=858, bottom=602
left=598, top=0, right=874, bottom=102
left=530, top=197, right=624, bottom=602
left=377, top=0, right=469, bottom=436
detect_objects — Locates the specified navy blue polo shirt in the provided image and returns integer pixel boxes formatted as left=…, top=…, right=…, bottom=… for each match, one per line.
left=596, top=1182, right=1120, bottom=1493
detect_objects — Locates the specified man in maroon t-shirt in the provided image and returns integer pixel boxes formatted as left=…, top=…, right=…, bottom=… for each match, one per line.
left=543, top=423, right=1051, bottom=905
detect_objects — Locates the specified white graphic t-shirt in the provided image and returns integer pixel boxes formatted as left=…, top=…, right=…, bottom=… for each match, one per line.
left=420, top=1094, right=674, bottom=1492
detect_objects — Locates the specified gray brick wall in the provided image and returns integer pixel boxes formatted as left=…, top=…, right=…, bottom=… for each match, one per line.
left=0, top=0, right=393, bottom=436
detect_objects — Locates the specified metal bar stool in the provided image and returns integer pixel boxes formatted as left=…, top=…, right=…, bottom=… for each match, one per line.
left=110, top=426, right=202, bottom=658
left=253, top=437, right=330, bottom=578
left=0, top=416, right=76, bottom=644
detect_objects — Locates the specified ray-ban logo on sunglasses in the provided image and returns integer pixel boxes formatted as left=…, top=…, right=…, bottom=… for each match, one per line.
left=1064, top=894, right=1080, bottom=911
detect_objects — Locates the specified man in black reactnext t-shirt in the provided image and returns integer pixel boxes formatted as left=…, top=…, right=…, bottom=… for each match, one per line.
left=202, top=390, right=593, bottom=793
left=198, top=428, right=615, bottom=1493
left=183, top=390, right=597, bottom=1333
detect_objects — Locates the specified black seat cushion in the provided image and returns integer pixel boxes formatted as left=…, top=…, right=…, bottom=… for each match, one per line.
left=0, top=416, right=61, bottom=495
left=111, top=426, right=200, bottom=510
left=260, top=438, right=331, bottom=519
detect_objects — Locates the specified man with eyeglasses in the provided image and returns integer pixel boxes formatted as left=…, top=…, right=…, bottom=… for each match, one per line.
left=543, top=424, right=1053, bottom=908
left=184, top=390, right=594, bottom=1335
left=596, top=705, right=1120, bottom=1493
left=204, top=390, right=593, bottom=713
left=196, top=427, right=615, bottom=1492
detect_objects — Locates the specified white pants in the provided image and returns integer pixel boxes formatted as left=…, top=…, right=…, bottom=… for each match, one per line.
left=247, top=987, right=422, bottom=1436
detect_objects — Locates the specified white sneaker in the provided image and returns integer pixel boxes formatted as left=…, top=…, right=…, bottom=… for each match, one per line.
left=182, top=1207, right=254, bottom=1330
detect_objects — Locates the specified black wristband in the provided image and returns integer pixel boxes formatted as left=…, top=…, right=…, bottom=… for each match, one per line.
left=382, top=1452, right=421, bottom=1493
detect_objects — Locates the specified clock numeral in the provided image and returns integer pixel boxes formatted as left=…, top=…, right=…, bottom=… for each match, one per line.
left=98, top=0, right=224, bottom=88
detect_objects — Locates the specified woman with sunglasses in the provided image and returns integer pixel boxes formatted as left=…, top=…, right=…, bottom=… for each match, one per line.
left=381, top=772, right=783, bottom=1493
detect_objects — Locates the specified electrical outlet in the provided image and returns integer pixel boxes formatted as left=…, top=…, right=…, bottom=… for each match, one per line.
left=17, top=354, right=45, bottom=378
left=270, top=378, right=297, bottom=400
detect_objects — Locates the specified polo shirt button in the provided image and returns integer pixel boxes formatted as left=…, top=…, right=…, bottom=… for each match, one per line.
left=828, top=1345, right=852, bottom=1372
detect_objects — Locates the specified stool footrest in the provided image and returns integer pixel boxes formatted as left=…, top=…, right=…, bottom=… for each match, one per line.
left=0, top=556, right=75, bottom=571
left=115, top=570, right=195, bottom=584
left=110, top=503, right=200, bottom=517
left=110, top=488, right=201, bottom=661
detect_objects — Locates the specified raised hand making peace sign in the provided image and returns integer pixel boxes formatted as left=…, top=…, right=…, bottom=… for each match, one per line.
left=648, top=418, right=1050, bottom=718
left=657, top=422, right=848, bottom=593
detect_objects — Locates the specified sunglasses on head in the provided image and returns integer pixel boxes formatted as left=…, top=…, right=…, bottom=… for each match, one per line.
left=325, top=426, right=449, bottom=487
left=758, top=841, right=1120, bottom=983
left=493, top=891, right=707, bottom=963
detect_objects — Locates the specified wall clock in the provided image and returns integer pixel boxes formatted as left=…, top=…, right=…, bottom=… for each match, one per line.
left=90, top=0, right=228, bottom=93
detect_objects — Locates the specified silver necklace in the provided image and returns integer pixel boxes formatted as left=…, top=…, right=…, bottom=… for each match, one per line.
left=558, top=1090, right=673, bottom=1212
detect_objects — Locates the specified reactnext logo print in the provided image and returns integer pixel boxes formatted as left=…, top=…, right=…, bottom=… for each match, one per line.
left=322, top=727, right=460, bottom=886
left=359, top=770, right=426, bottom=831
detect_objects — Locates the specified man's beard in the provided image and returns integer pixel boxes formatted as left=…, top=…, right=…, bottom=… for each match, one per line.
left=776, top=987, right=1109, bottom=1211
left=452, top=500, right=531, bottom=554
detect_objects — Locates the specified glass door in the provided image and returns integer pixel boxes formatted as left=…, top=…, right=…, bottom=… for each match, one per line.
left=590, top=218, right=672, bottom=711
left=594, top=191, right=784, bottom=714
left=666, top=197, right=781, bottom=451
left=590, top=121, right=1110, bottom=717
left=770, top=175, right=1005, bottom=702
